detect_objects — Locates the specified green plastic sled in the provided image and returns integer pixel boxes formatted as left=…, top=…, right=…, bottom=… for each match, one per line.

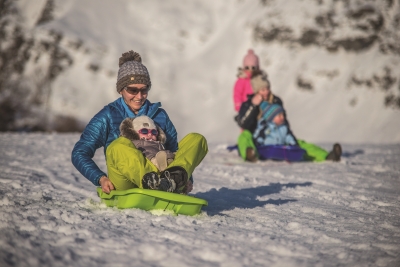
left=96, top=187, right=208, bottom=216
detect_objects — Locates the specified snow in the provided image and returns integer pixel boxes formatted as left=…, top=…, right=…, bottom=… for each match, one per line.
left=2, top=1, right=400, bottom=266
left=1, top=133, right=400, bottom=266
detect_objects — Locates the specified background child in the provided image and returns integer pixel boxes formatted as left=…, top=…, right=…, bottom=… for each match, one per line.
left=119, top=115, right=175, bottom=172
left=253, top=104, right=296, bottom=146
left=233, top=49, right=261, bottom=112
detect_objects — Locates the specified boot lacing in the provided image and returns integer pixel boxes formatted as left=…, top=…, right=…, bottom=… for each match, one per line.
left=162, top=170, right=176, bottom=192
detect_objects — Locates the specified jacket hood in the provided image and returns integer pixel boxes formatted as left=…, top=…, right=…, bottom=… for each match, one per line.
left=236, top=68, right=266, bottom=79
left=119, top=117, right=167, bottom=144
left=236, top=68, right=251, bottom=79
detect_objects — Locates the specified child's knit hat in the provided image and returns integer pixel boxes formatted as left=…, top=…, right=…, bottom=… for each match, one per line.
left=262, top=104, right=284, bottom=123
left=251, top=72, right=270, bottom=93
left=116, top=50, right=151, bottom=93
left=243, top=49, right=259, bottom=68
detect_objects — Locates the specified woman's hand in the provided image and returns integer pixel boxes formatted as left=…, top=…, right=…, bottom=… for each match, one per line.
left=99, top=176, right=115, bottom=194
left=251, top=93, right=263, bottom=106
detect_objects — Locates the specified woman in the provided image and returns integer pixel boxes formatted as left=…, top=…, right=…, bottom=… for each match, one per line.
left=71, top=50, right=208, bottom=194
left=235, top=72, right=341, bottom=162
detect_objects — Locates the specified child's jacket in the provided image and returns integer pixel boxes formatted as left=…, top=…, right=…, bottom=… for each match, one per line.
left=253, top=120, right=296, bottom=146
left=233, top=70, right=253, bottom=112
left=132, top=139, right=175, bottom=162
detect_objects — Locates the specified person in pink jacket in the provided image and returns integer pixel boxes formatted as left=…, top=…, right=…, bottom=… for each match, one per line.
left=233, top=49, right=261, bottom=112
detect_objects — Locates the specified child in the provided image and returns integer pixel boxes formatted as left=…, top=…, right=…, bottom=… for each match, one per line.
left=253, top=104, right=297, bottom=146
left=233, top=49, right=262, bottom=112
left=119, top=115, right=175, bottom=172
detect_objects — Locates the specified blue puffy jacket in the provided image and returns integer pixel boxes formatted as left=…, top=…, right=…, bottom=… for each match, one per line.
left=253, top=120, right=296, bottom=146
left=71, top=97, right=178, bottom=186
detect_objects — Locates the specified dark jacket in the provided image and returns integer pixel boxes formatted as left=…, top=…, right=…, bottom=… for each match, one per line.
left=236, top=94, right=283, bottom=132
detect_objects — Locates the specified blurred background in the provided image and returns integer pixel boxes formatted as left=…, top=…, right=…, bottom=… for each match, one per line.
left=1, top=0, right=399, bottom=144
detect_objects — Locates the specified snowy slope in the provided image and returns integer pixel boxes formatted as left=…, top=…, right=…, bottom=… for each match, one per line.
left=3, top=0, right=399, bottom=144
left=0, top=133, right=399, bottom=266
left=2, top=3, right=400, bottom=266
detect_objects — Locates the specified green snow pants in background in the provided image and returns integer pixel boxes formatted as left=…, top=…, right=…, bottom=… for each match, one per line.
left=237, top=130, right=328, bottom=162
left=297, top=139, right=328, bottom=162
left=106, top=133, right=208, bottom=190
left=237, top=130, right=257, bottom=160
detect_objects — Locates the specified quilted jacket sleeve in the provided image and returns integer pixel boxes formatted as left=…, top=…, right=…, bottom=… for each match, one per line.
left=71, top=109, right=109, bottom=186
left=160, top=110, right=178, bottom=152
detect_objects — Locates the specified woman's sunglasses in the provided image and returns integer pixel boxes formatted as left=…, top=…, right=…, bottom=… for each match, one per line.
left=125, top=86, right=149, bottom=95
left=244, top=66, right=257, bottom=70
left=138, top=128, right=158, bottom=136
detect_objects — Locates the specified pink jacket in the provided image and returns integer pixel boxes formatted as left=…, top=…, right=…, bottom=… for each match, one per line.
left=233, top=71, right=253, bottom=112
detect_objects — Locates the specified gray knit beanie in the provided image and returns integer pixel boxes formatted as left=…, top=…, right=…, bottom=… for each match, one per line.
left=116, top=50, right=151, bottom=93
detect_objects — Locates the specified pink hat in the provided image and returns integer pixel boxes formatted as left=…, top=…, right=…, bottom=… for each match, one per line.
left=243, top=49, right=259, bottom=68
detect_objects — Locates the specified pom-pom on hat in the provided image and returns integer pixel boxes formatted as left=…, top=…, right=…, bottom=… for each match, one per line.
left=116, top=50, right=151, bottom=93
left=262, top=104, right=283, bottom=123
left=251, top=72, right=270, bottom=93
left=243, top=49, right=259, bottom=68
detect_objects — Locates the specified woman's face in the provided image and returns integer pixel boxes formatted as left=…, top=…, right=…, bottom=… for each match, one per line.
left=258, top=87, right=270, bottom=101
left=120, top=84, right=149, bottom=113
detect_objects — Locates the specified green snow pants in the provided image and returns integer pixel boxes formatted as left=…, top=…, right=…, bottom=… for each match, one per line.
left=297, top=139, right=328, bottom=162
left=237, top=130, right=258, bottom=160
left=237, top=130, right=328, bottom=162
left=106, top=133, right=208, bottom=190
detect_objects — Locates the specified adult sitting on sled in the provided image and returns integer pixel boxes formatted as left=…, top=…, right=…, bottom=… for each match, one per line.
left=71, top=50, right=208, bottom=194
left=235, top=72, right=341, bottom=163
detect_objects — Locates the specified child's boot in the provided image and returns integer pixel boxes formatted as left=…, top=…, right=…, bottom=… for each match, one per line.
left=154, top=151, right=168, bottom=172
left=142, top=172, right=161, bottom=190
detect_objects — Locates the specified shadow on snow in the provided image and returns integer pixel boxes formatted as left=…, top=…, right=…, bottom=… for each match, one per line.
left=194, top=182, right=312, bottom=216
left=342, top=149, right=364, bottom=158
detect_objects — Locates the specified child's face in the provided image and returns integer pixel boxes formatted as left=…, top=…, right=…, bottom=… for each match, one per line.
left=243, top=66, right=258, bottom=77
left=272, top=112, right=285, bottom=126
left=138, top=128, right=158, bottom=141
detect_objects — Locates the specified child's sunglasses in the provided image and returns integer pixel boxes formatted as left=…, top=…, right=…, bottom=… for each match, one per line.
left=244, top=66, right=257, bottom=70
left=138, top=128, right=158, bottom=136
left=125, top=86, right=149, bottom=95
